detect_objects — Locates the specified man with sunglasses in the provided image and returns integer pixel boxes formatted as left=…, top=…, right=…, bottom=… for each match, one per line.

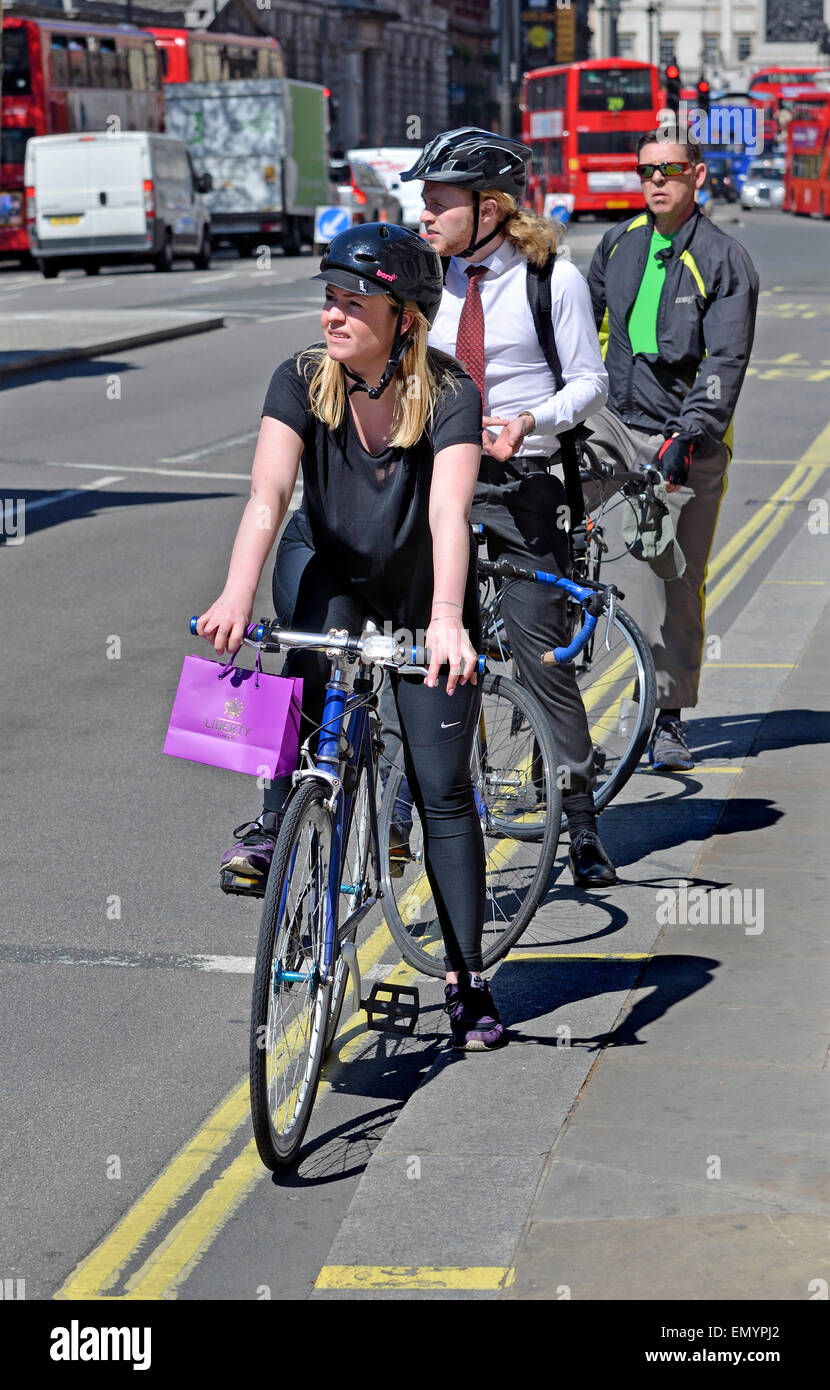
left=585, top=132, right=759, bottom=770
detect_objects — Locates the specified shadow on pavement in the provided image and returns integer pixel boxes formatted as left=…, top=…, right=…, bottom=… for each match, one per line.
left=0, top=357, right=139, bottom=390
left=600, top=789, right=783, bottom=870
left=686, top=709, right=830, bottom=758
left=0, top=487, right=237, bottom=543
left=497, top=952, right=720, bottom=1050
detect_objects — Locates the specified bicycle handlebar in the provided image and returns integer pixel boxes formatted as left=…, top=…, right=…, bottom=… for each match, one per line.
left=476, top=557, right=612, bottom=665
left=190, top=617, right=486, bottom=676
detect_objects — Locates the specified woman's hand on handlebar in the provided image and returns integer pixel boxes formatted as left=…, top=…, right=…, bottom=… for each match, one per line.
left=424, top=615, right=478, bottom=695
left=196, top=591, right=253, bottom=659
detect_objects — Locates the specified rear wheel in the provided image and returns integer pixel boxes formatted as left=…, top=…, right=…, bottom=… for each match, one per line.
left=83, top=261, right=101, bottom=276
left=282, top=217, right=302, bottom=256
left=249, top=781, right=333, bottom=1170
left=153, top=232, right=174, bottom=272
left=193, top=229, right=212, bottom=270
left=39, top=260, right=60, bottom=279
left=379, top=672, right=561, bottom=977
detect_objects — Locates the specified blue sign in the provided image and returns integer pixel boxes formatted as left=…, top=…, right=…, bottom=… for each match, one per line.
left=314, top=205, right=351, bottom=242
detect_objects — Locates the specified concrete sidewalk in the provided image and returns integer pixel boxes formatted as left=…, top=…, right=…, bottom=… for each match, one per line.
left=509, top=601, right=830, bottom=1301
left=0, top=308, right=224, bottom=378
left=312, top=504, right=830, bottom=1301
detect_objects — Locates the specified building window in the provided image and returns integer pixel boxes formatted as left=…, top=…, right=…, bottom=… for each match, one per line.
left=659, top=36, right=677, bottom=68
left=702, top=34, right=719, bottom=66
left=736, top=35, right=752, bottom=61
left=618, top=34, right=635, bottom=58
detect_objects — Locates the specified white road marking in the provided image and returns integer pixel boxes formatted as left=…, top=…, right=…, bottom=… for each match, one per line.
left=192, top=270, right=238, bottom=284
left=256, top=308, right=321, bottom=323
left=19, top=474, right=123, bottom=514
left=159, top=431, right=258, bottom=463
left=45, top=460, right=251, bottom=481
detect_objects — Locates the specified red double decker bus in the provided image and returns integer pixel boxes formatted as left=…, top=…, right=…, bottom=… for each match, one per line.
left=785, top=94, right=830, bottom=218
left=1, top=17, right=164, bottom=258
left=148, top=28, right=284, bottom=84
left=521, top=58, right=660, bottom=219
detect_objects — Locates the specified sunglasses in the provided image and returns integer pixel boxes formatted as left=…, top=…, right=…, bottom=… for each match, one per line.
left=636, top=161, right=693, bottom=180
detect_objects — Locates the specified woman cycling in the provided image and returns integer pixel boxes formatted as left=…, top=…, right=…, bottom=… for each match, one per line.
left=196, top=223, right=505, bottom=1052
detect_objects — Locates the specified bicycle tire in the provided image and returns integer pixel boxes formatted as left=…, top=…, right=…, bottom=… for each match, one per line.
left=249, top=780, right=334, bottom=1170
left=326, top=758, right=375, bottom=1053
left=378, top=671, right=561, bottom=978
left=575, top=605, right=656, bottom=812
left=481, top=590, right=656, bottom=815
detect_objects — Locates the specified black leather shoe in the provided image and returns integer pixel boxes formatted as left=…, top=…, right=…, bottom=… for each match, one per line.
left=568, top=828, right=618, bottom=887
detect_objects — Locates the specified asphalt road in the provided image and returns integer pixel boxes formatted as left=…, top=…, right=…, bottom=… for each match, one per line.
left=1, top=207, right=828, bottom=1306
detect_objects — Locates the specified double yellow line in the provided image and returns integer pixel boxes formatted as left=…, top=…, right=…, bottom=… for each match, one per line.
left=56, top=425, right=830, bottom=1301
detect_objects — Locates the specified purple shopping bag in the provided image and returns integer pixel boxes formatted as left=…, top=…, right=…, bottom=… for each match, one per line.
left=164, top=651, right=303, bottom=779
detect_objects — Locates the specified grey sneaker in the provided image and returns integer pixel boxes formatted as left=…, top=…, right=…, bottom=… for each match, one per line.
left=649, top=718, right=694, bottom=771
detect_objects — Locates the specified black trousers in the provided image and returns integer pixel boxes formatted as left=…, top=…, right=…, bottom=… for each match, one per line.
left=265, top=515, right=487, bottom=974
left=472, top=456, right=596, bottom=821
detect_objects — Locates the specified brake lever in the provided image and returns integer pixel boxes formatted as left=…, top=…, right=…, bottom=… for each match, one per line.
left=604, top=590, right=616, bottom=651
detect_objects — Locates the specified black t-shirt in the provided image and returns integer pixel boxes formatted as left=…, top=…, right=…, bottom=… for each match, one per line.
left=261, top=347, right=482, bottom=630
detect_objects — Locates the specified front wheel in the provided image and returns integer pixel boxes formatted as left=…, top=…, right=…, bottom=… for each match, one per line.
left=573, top=604, right=656, bottom=813
left=379, top=672, right=562, bottom=977
left=326, top=755, right=377, bottom=1053
left=249, top=781, right=333, bottom=1170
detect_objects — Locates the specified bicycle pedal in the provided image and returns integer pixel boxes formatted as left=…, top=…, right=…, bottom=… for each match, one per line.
left=362, top=982, right=419, bottom=1035
left=220, top=869, right=265, bottom=898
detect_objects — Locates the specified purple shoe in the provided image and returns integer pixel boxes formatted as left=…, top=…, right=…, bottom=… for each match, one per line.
left=220, top=820, right=277, bottom=895
left=444, top=974, right=506, bottom=1051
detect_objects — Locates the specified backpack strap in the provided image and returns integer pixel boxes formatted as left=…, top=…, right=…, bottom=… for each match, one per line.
left=526, top=254, right=587, bottom=530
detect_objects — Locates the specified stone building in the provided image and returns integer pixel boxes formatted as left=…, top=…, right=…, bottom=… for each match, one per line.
left=589, top=0, right=830, bottom=90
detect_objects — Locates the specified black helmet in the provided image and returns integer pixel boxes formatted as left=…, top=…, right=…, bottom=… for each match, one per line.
left=312, top=222, right=443, bottom=326
left=312, top=223, right=443, bottom=399
left=401, top=127, right=531, bottom=199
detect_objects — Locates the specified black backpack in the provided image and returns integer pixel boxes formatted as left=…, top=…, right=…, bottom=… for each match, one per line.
left=526, top=254, right=587, bottom=529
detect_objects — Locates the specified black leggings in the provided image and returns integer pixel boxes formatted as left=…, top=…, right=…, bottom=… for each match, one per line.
left=265, top=521, right=487, bottom=974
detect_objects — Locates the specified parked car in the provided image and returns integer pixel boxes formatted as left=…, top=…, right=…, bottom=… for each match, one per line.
left=740, top=160, right=785, bottom=210
left=25, top=132, right=212, bottom=277
left=329, top=158, right=403, bottom=226
left=704, top=154, right=739, bottom=202
left=346, top=147, right=423, bottom=228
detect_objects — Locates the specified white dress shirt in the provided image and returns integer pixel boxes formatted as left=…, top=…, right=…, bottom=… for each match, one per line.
left=428, top=238, right=608, bottom=460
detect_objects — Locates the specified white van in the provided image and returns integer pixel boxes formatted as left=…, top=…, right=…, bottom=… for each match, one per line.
left=25, top=132, right=213, bottom=278
left=346, top=147, right=423, bottom=229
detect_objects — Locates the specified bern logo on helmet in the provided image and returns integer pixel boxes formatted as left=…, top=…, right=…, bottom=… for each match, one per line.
left=376, top=270, right=397, bottom=281
left=359, top=279, right=367, bottom=292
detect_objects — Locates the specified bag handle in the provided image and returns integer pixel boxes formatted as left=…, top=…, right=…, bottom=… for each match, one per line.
left=218, top=624, right=263, bottom=687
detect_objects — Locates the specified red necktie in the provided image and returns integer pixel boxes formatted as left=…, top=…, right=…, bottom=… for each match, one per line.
left=454, top=265, right=488, bottom=405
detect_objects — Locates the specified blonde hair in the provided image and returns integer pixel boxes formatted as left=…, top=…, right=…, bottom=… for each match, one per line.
left=298, top=297, right=457, bottom=449
left=483, top=189, right=563, bottom=267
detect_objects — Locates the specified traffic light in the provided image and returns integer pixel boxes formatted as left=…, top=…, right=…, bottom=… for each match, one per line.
left=696, top=78, right=710, bottom=114
left=665, top=64, right=681, bottom=116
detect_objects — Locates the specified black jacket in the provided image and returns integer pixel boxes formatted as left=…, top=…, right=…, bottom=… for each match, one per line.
left=587, top=207, right=759, bottom=451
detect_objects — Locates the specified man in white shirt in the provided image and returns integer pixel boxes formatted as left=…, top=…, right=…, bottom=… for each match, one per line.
left=399, top=128, right=617, bottom=886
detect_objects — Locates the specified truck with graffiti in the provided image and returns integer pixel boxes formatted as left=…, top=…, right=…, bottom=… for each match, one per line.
left=164, top=77, right=330, bottom=255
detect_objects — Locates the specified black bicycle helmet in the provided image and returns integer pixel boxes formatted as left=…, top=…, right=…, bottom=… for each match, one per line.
left=401, top=129, right=531, bottom=259
left=313, top=222, right=443, bottom=398
left=401, top=127, right=531, bottom=199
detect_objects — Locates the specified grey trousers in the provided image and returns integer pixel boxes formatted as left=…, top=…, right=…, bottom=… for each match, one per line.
left=583, top=405, right=730, bottom=710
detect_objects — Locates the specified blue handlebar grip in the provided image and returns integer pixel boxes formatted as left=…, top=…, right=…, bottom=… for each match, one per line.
left=190, top=616, right=198, bottom=635
left=477, top=654, right=486, bottom=676
left=471, top=522, right=485, bottom=535
left=255, top=623, right=266, bottom=642
left=552, top=612, right=598, bottom=665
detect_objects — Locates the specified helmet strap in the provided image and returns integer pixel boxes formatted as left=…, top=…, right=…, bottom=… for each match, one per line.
left=344, top=304, right=413, bottom=401
left=457, top=191, right=510, bottom=259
